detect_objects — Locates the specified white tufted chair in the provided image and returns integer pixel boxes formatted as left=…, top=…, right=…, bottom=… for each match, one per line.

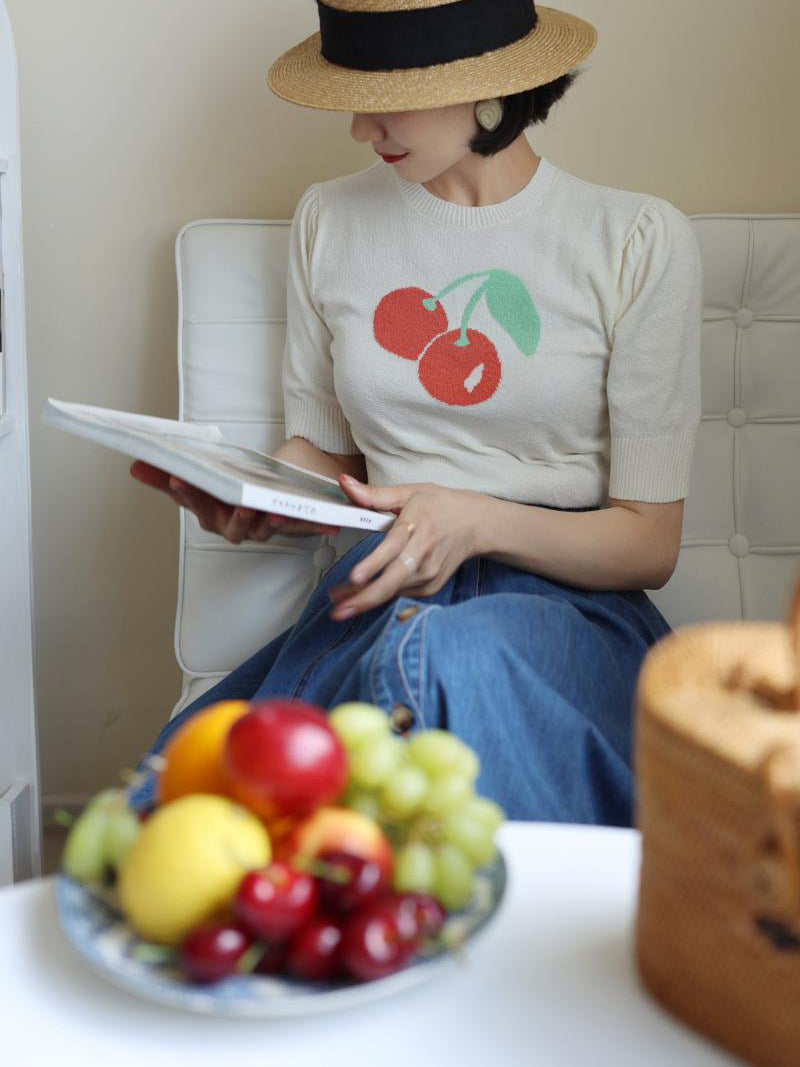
left=169, top=213, right=800, bottom=720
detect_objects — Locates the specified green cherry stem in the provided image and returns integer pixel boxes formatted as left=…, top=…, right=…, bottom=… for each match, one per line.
left=236, top=940, right=270, bottom=975
left=423, top=271, right=496, bottom=347
left=429, top=270, right=493, bottom=304
left=130, top=942, right=176, bottom=964
left=456, top=282, right=490, bottom=347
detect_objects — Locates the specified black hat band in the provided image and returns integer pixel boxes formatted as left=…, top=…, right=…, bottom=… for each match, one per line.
left=317, top=0, right=538, bottom=73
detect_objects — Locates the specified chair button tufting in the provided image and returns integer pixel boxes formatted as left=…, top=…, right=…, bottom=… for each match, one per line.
left=313, top=544, right=337, bottom=570
left=729, top=533, right=750, bottom=558
left=727, top=407, right=747, bottom=428
left=390, top=703, right=415, bottom=734
left=734, top=307, right=754, bottom=328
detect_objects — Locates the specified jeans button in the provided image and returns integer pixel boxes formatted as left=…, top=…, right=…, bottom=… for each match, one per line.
left=390, top=703, right=415, bottom=735
left=397, top=605, right=419, bottom=622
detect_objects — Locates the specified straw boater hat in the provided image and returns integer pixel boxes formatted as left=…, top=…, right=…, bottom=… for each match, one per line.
left=267, top=0, right=598, bottom=114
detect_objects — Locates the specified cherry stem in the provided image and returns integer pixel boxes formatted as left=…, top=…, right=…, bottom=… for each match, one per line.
left=433, top=270, right=492, bottom=303
left=53, top=808, right=74, bottom=829
left=237, top=940, right=269, bottom=975
left=131, top=942, right=176, bottom=964
left=302, top=858, right=353, bottom=884
left=456, top=282, right=489, bottom=346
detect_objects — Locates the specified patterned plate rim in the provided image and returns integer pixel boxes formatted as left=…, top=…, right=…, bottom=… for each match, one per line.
left=54, top=850, right=507, bottom=1018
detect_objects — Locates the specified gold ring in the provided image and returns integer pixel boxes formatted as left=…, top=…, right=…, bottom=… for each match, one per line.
left=395, top=519, right=416, bottom=538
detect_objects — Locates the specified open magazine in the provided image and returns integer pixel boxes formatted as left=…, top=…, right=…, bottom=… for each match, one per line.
left=42, top=399, right=395, bottom=532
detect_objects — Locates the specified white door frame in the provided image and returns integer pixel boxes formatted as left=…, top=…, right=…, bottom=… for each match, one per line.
left=0, top=0, right=42, bottom=884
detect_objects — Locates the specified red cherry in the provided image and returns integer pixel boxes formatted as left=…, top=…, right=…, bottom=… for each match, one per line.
left=252, top=939, right=288, bottom=975
left=316, top=849, right=390, bottom=914
left=418, top=328, right=501, bottom=406
left=178, top=921, right=254, bottom=984
left=286, top=916, right=344, bottom=982
left=234, top=861, right=319, bottom=941
left=373, top=287, right=448, bottom=361
left=395, top=893, right=446, bottom=939
left=339, top=898, right=420, bottom=983
left=224, top=699, right=348, bottom=821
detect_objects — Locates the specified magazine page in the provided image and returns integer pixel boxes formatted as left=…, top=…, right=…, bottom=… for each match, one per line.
left=44, top=399, right=226, bottom=443
left=165, top=437, right=354, bottom=505
left=42, top=398, right=395, bottom=530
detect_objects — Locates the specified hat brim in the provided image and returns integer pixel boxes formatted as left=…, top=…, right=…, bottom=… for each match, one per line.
left=266, top=5, right=597, bottom=113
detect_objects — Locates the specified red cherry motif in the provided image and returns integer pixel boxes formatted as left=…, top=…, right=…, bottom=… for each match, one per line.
left=418, top=329, right=501, bottom=407
left=373, top=287, right=448, bottom=360
left=373, top=270, right=539, bottom=408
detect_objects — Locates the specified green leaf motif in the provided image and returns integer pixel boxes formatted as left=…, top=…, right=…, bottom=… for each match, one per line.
left=483, top=270, right=540, bottom=356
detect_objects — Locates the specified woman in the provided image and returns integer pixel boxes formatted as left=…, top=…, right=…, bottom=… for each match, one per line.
left=129, top=1, right=702, bottom=824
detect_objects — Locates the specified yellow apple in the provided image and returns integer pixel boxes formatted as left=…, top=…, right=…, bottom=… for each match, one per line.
left=117, top=794, right=271, bottom=945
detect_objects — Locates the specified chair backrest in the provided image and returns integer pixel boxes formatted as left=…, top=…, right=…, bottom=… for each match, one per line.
left=170, top=214, right=800, bottom=718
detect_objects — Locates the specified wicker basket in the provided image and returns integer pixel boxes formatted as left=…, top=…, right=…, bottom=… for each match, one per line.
left=634, top=581, right=800, bottom=1067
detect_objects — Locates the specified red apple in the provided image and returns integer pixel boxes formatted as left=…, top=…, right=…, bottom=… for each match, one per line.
left=223, top=699, right=347, bottom=822
left=279, top=806, right=394, bottom=883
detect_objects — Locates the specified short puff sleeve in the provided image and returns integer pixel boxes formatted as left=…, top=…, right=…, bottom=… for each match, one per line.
left=606, top=198, right=703, bottom=502
left=281, top=183, right=359, bottom=454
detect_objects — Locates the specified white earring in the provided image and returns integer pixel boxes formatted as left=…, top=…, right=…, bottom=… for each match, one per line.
left=475, top=98, right=504, bottom=132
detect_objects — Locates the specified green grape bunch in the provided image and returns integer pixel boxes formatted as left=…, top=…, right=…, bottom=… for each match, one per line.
left=61, top=787, right=142, bottom=884
left=329, top=703, right=505, bottom=911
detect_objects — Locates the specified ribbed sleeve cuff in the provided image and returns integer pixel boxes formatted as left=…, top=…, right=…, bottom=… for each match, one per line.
left=608, top=425, right=698, bottom=502
left=283, top=399, right=359, bottom=455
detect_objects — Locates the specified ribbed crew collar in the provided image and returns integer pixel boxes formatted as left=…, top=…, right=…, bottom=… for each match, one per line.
left=392, top=155, right=555, bottom=228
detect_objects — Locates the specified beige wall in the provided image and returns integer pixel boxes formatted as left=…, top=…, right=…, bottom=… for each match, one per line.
left=8, top=0, right=800, bottom=813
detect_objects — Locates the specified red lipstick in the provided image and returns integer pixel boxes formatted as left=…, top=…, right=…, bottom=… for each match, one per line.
left=377, top=152, right=409, bottom=163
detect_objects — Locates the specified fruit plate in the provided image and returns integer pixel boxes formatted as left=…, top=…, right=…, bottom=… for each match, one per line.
left=54, top=852, right=507, bottom=1018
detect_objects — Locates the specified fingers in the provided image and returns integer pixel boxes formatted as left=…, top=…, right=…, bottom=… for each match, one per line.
left=330, top=526, right=425, bottom=620
left=339, top=475, right=412, bottom=514
left=342, top=516, right=417, bottom=588
left=130, top=462, right=338, bottom=543
left=130, top=460, right=174, bottom=493
left=164, top=477, right=226, bottom=532
left=223, top=506, right=257, bottom=545
left=329, top=556, right=424, bottom=619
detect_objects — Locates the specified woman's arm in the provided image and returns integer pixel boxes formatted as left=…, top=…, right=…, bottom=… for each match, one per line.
left=327, top=480, right=683, bottom=621
left=273, top=436, right=367, bottom=482
left=475, top=495, right=683, bottom=591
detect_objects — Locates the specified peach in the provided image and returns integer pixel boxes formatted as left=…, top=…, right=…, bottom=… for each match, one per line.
left=279, top=806, right=394, bottom=881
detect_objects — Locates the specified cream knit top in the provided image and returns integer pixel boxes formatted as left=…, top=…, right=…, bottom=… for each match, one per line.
left=282, top=155, right=703, bottom=507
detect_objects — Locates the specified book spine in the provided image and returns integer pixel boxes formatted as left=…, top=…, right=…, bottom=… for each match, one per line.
left=239, top=485, right=394, bottom=532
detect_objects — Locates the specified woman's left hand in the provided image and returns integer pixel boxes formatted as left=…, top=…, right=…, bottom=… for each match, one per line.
left=328, top=475, right=490, bottom=620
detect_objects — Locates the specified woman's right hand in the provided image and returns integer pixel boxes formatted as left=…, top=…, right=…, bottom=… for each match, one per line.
left=130, top=460, right=340, bottom=544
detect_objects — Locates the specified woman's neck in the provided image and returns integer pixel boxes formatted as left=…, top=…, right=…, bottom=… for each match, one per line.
left=422, top=136, right=540, bottom=208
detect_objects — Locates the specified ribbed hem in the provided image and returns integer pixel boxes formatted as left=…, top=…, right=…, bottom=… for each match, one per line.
left=608, top=425, right=698, bottom=503
left=393, top=156, right=555, bottom=229
left=284, top=399, right=358, bottom=455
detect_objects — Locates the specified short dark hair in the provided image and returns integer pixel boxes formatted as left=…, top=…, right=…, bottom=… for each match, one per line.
left=469, top=69, right=584, bottom=157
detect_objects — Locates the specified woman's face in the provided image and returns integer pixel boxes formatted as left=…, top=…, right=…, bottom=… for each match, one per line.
left=350, top=102, right=481, bottom=183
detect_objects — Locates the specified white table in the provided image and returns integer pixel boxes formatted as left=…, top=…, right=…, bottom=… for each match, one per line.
left=1, top=823, right=739, bottom=1067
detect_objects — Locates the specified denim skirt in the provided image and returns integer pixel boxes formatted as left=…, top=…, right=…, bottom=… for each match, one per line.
left=129, top=507, right=673, bottom=826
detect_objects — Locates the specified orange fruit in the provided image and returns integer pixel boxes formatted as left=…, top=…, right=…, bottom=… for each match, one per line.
left=156, top=700, right=251, bottom=805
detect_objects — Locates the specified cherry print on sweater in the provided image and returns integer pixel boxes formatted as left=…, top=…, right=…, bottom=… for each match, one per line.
left=372, top=269, right=541, bottom=407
